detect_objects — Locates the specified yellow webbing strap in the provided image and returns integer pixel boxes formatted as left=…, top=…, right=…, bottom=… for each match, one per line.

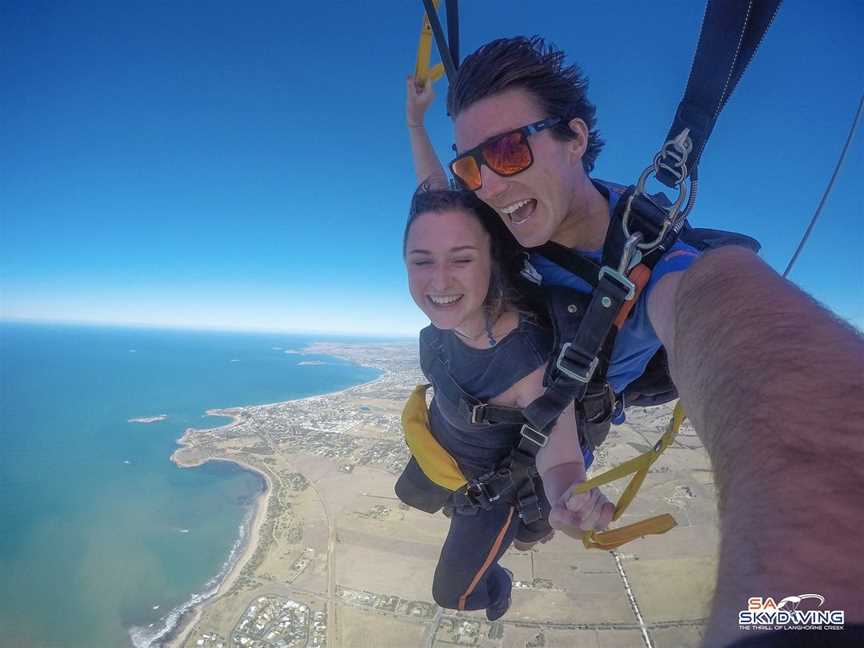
left=402, top=384, right=467, bottom=491
left=415, top=1, right=445, bottom=84
left=569, top=401, right=687, bottom=550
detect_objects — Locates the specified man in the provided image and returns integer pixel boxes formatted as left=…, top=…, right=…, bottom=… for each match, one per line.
left=446, top=36, right=700, bottom=493
left=439, top=36, right=864, bottom=647
left=447, top=37, right=698, bottom=405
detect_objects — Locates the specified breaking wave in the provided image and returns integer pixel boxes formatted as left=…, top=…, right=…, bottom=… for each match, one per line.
left=128, top=506, right=254, bottom=648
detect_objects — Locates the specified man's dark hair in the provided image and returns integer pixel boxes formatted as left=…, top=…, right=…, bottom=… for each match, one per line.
left=447, top=36, right=604, bottom=173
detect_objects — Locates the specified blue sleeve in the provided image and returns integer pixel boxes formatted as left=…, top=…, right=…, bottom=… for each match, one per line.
left=644, top=240, right=700, bottom=296
left=605, top=240, right=700, bottom=393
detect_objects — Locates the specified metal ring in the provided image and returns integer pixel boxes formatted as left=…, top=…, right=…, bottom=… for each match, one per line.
left=621, top=162, right=690, bottom=250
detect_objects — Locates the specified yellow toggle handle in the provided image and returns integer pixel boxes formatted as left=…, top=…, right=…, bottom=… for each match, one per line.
left=569, top=402, right=686, bottom=549
left=415, top=1, right=445, bottom=84
left=582, top=514, right=678, bottom=550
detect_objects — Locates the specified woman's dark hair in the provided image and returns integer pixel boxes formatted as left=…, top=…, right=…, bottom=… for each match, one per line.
left=447, top=36, right=604, bottom=173
left=404, top=182, right=528, bottom=324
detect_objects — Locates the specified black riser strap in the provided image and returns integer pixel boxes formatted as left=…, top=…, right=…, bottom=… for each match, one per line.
left=445, top=0, right=459, bottom=67
left=657, top=0, right=782, bottom=186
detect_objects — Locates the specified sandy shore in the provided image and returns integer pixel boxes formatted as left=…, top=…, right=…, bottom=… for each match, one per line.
left=161, top=345, right=397, bottom=648
left=163, top=453, right=273, bottom=648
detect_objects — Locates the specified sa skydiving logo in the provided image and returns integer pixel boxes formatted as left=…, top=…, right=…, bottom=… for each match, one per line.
left=739, top=594, right=845, bottom=631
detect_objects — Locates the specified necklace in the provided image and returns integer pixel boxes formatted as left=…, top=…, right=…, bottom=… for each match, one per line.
left=454, top=313, right=499, bottom=347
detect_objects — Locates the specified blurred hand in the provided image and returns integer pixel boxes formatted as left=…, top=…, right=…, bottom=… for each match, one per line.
left=406, top=75, right=436, bottom=127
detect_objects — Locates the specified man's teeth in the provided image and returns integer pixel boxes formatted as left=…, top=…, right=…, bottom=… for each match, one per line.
left=428, top=295, right=462, bottom=305
left=501, top=199, right=531, bottom=215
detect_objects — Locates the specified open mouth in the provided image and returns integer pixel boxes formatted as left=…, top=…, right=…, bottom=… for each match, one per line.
left=501, top=199, right=537, bottom=225
left=427, top=294, right=463, bottom=308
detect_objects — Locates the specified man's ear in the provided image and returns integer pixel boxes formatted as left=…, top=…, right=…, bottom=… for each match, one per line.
left=567, top=117, right=589, bottom=163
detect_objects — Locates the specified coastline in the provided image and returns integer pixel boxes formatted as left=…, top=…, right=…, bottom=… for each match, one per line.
left=159, top=345, right=394, bottom=648
left=161, top=456, right=272, bottom=648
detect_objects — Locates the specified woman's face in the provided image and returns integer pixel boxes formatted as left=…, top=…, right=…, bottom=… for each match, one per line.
left=405, top=209, right=492, bottom=333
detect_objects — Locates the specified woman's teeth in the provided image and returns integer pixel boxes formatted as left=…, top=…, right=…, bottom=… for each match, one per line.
left=428, top=295, right=463, bottom=306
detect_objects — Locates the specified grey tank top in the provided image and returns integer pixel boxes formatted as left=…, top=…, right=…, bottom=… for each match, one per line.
left=419, top=316, right=551, bottom=479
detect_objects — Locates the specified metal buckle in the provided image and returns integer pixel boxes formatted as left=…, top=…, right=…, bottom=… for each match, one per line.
left=598, top=266, right=636, bottom=301
left=466, top=480, right=492, bottom=507
left=520, top=424, right=549, bottom=448
left=555, top=343, right=599, bottom=383
left=470, top=404, right=487, bottom=425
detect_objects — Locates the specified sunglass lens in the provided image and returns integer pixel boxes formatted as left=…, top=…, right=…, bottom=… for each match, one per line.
left=451, top=155, right=482, bottom=191
left=485, top=131, right=532, bottom=176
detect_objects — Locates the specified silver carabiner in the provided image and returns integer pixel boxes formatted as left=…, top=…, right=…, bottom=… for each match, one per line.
left=621, top=129, right=694, bottom=251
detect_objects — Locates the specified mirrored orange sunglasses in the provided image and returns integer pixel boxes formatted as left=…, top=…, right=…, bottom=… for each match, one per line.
left=449, top=117, right=562, bottom=191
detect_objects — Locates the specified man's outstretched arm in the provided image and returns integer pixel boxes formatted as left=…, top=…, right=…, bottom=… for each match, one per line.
left=648, top=246, right=864, bottom=647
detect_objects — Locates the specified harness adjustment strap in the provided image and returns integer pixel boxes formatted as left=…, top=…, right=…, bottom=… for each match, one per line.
left=462, top=400, right=531, bottom=426
left=556, top=343, right=599, bottom=383
left=519, top=424, right=548, bottom=449
left=548, top=267, right=630, bottom=399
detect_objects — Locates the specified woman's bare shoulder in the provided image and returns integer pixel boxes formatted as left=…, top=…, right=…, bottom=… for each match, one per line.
left=488, top=362, right=548, bottom=409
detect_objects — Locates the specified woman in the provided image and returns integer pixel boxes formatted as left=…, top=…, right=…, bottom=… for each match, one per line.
left=402, top=183, right=613, bottom=620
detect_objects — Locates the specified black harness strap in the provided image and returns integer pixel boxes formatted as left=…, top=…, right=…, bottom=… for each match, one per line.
left=425, top=336, right=529, bottom=427
left=445, top=0, right=459, bottom=68
left=656, top=0, right=783, bottom=187
left=522, top=267, right=631, bottom=434
left=533, top=242, right=601, bottom=288
left=425, top=330, right=546, bottom=522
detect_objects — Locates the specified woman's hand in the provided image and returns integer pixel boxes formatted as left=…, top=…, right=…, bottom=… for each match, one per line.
left=407, top=75, right=436, bottom=128
left=541, top=462, right=614, bottom=539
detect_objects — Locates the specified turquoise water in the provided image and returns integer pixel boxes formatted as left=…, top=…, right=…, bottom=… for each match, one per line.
left=0, top=322, right=381, bottom=647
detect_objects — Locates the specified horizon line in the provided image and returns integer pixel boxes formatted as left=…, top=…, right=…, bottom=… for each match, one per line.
left=0, top=316, right=418, bottom=340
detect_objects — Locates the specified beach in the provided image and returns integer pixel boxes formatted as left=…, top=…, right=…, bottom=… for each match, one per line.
left=161, top=341, right=416, bottom=647
left=163, top=454, right=273, bottom=648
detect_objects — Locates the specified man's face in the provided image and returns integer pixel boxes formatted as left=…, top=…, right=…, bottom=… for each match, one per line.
left=454, top=87, right=585, bottom=248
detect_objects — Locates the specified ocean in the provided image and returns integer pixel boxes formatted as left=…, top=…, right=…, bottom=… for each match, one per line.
left=0, top=322, right=382, bottom=647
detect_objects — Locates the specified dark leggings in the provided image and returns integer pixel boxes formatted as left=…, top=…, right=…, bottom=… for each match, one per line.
left=433, top=482, right=551, bottom=612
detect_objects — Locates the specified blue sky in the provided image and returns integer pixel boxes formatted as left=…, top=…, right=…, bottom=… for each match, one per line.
left=2, top=1, right=861, bottom=336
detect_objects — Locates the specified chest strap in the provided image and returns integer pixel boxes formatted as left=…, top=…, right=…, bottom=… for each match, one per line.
left=425, top=330, right=534, bottom=427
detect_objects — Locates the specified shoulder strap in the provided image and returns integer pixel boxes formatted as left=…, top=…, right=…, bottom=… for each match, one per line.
left=532, top=242, right=601, bottom=287
left=425, top=329, right=531, bottom=427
